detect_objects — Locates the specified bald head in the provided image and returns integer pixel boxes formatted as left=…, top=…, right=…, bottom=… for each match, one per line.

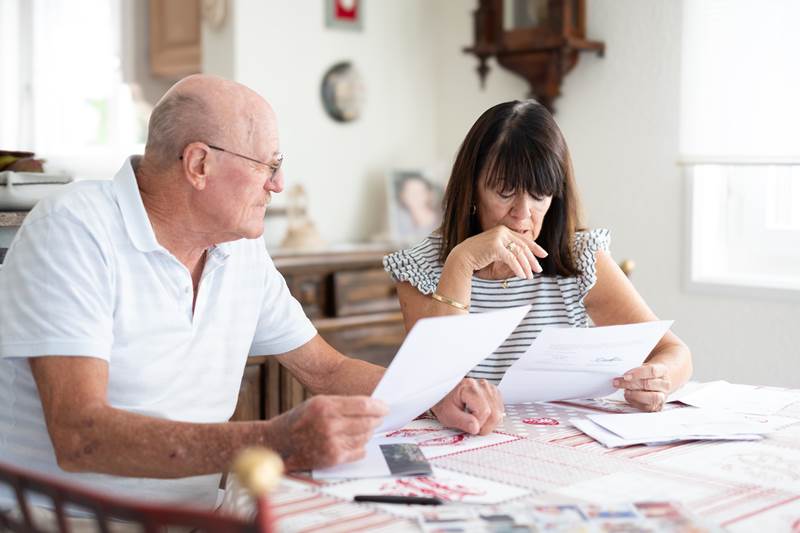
left=144, top=74, right=275, bottom=170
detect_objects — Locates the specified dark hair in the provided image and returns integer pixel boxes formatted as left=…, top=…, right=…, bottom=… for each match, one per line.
left=438, top=100, right=583, bottom=276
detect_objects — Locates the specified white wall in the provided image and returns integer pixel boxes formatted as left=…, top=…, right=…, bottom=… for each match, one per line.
left=207, top=0, right=440, bottom=247
left=432, top=0, right=799, bottom=387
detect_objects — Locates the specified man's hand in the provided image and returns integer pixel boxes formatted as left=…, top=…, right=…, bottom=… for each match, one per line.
left=268, top=395, right=388, bottom=471
left=613, top=363, right=671, bottom=412
left=430, top=378, right=504, bottom=436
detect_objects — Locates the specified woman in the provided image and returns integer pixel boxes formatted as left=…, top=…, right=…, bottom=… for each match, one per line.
left=383, top=100, right=692, bottom=412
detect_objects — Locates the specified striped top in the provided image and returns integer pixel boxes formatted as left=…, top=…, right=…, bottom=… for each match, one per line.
left=383, top=229, right=610, bottom=384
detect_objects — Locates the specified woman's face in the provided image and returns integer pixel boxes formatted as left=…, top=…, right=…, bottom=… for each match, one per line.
left=476, top=177, right=553, bottom=239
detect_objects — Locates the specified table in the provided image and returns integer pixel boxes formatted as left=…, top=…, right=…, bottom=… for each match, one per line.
left=260, top=387, right=800, bottom=532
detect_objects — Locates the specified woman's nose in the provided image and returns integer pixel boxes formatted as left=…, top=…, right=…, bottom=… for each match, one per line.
left=511, top=194, right=533, bottom=218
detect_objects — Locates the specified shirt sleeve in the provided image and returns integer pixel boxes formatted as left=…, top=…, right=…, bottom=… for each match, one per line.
left=0, top=213, right=115, bottom=359
left=382, top=237, right=440, bottom=295
left=248, top=254, right=317, bottom=356
left=573, top=228, right=611, bottom=302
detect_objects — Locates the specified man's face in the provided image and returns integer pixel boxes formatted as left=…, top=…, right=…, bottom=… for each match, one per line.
left=201, top=118, right=284, bottom=241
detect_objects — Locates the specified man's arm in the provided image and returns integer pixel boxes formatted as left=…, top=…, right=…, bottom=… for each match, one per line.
left=274, top=334, right=384, bottom=396
left=30, top=354, right=387, bottom=475
left=276, top=334, right=505, bottom=435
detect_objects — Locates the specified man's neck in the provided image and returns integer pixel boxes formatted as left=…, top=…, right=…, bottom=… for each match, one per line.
left=135, top=161, right=211, bottom=269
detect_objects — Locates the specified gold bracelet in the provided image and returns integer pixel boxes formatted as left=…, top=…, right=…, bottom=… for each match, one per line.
left=431, top=292, right=469, bottom=311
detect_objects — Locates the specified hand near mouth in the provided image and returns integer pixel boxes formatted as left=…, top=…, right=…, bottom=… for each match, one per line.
left=450, top=224, right=548, bottom=281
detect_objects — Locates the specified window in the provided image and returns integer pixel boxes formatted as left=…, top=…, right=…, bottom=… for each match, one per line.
left=1, top=0, right=146, bottom=179
left=681, top=0, right=800, bottom=295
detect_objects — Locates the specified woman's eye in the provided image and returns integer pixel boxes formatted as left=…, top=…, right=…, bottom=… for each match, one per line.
left=498, top=190, right=515, bottom=200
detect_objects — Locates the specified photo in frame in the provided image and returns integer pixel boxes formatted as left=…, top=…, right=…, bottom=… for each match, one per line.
left=324, top=0, right=362, bottom=31
left=386, top=170, right=444, bottom=245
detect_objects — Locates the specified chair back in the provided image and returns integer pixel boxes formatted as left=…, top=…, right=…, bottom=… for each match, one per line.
left=0, top=449, right=281, bottom=533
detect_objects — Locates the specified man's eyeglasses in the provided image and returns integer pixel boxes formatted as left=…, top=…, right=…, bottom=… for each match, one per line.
left=179, top=144, right=285, bottom=178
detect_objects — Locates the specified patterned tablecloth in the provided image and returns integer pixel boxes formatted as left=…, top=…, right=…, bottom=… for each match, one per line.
left=261, top=387, right=800, bottom=532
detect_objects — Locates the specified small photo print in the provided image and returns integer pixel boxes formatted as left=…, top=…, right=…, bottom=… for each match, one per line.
left=379, top=443, right=433, bottom=477
left=387, top=170, right=443, bottom=245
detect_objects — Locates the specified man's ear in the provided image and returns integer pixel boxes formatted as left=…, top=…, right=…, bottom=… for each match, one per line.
left=180, top=142, right=210, bottom=191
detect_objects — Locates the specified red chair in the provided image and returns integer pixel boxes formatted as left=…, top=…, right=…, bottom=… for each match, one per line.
left=0, top=448, right=282, bottom=533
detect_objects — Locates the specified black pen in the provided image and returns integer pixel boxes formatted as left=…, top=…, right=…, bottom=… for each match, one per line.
left=354, top=494, right=443, bottom=505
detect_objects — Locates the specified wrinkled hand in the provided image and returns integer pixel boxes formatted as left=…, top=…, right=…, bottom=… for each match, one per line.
left=431, top=378, right=505, bottom=435
left=269, top=395, right=388, bottom=471
left=613, top=363, right=671, bottom=412
left=452, top=225, right=548, bottom=280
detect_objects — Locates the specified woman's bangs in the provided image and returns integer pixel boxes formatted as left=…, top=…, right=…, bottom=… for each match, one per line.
left=483, top=138, right=564, bottom=199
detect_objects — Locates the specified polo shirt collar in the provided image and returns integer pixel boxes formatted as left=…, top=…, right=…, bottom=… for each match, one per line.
left=113, top=156, right=162, bottom=253
left=112, top=156, right=235, bottom=259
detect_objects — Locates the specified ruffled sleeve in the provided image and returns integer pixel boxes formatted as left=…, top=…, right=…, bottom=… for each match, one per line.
left=573, top=228, right=611, bottom=300
left=383, top=236, right=441, bottom=295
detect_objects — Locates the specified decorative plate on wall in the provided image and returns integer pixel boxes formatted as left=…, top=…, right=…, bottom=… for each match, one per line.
left=320, top=62, right=365, bottom=123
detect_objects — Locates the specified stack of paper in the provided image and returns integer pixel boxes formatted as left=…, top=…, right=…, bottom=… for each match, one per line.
left=668, top=380, right=800, bottom=415
left=572, top=407, right=798, bottom=448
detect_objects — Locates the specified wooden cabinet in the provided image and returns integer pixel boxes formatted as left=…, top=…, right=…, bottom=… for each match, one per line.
left=149, top=0, right=202, bottom=78
left=230, top=248, right=405, bottom=422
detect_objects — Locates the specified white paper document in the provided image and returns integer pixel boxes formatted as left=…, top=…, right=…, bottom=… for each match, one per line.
left=585, top=407, right=797, bottom=442
left=570, top=417, right=764, bottom=448
left=382, top=418, right=522, bottom=460
left=313, top=437, right=415, bottom=480
left=320, top=466, right=530, bottom=505
left=668, top=380, right=800, bottom=415
left=372, top=305, right=531, bottom=434
left=314, top=305, right=530, bottom=479
left=498, top=320, right=673, bottom=403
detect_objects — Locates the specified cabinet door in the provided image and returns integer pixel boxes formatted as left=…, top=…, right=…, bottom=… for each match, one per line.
left=149, top=0, right=201, bottom=78
left=231, top=364, right=262, bottom=422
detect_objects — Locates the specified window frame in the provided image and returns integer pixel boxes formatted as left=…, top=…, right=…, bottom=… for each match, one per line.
left=684, top=157, right=800, bottom=301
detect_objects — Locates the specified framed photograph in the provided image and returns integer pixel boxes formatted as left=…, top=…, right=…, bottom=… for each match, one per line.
left=387, top=170, right=444, bottom=245
left=325, top=0, right=362, bottom=31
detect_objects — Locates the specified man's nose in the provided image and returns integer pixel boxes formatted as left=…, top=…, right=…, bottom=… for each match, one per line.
left=265, top=171, right=284, bottom=194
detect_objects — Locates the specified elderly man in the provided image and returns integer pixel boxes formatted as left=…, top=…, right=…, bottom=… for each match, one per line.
left=0, top=75, right=503, bottom=510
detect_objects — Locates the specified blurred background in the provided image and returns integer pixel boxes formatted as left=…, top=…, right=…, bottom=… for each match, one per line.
left=1, top=0, right=798, bottom=388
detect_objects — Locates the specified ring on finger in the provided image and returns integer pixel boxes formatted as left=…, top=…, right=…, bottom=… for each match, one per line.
left=505, top=241, right=518, bottom=253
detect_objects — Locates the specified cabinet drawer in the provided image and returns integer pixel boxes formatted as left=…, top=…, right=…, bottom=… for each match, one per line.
left=321, top=320, right=406, bottom=368
left=333, top=268, right=399, bottom=317
left=284, top=273, right=328, bottom=318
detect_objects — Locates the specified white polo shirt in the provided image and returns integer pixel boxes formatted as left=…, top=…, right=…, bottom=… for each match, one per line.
left=0, top=157, right=316, bottom=508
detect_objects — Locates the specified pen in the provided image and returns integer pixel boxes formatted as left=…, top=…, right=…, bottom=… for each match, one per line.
left=354, top=494, right=443, bottom=505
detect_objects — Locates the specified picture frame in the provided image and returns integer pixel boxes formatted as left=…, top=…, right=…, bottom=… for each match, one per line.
left=386, top=170, right=444, bottom=245
left=324, top=0, right=362, bottom=31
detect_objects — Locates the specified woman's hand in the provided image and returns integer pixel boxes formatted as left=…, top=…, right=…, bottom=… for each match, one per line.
left=613, top=363, right=671, bottom=412
left=451, top=225, right=548, bottom=280
left=431, top=378, right=505, bottom=436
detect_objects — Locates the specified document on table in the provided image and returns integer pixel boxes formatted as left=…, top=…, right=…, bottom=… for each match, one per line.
left=313, top=437, right=431, bottom=480
left=498, top=320, right=673, bottom=403
left=668, top=380, right=800, bottom=415
left=313, top=305, right=530, bottom=479
left=583, top=407, right=797, bottom=444
left=570, top=417, right=764, bottom=448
